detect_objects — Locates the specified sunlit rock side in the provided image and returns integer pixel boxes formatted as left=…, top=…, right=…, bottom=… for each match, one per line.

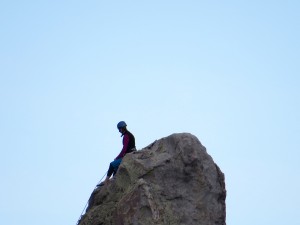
left=78, top=133, right=226, bottom=225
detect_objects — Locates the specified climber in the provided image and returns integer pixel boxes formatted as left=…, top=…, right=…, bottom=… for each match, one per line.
left=101, top=121, right=136, bottom=186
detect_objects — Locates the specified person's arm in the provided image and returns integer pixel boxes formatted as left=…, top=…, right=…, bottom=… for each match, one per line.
left=115, top=134, right=129, bottom=160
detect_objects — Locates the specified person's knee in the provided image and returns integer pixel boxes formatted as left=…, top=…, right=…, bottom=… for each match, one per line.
left=111, top=159, right=122, bottom=168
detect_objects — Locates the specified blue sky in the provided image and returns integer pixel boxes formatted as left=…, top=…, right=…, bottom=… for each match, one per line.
left=1, top=1, right=299, bottom=225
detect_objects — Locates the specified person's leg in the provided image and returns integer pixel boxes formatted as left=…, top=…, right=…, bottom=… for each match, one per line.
left=110, top=158, right=122, bottom=176
left=107, top=163, right=115, bottom=178
left=101, top=159, right=122, bottom=186
left=99, top=164, right=114, bottom=186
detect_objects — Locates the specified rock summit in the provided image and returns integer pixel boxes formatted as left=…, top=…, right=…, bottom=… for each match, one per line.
left=78, top=133, right=226, bottom=225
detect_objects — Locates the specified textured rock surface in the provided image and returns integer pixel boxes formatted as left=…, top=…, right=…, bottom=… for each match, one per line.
left=78, top=133, right=226, bottom=225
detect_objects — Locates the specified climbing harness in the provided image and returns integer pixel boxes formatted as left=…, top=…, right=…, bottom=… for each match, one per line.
left=76, top=172, right=107, bottom=225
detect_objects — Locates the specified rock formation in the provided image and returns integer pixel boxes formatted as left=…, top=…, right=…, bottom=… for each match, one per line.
left=78, top=133, right=226, bottom=225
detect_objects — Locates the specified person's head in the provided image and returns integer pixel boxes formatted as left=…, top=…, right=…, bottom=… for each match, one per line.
left=117, top=121, right=127, bottom=134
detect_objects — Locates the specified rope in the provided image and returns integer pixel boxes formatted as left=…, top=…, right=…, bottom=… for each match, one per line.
left=76, top=172, right=107, bottom=225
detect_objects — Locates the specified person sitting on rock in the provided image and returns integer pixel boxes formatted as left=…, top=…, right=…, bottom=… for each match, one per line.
left=102, top=121, right=136, bottom=185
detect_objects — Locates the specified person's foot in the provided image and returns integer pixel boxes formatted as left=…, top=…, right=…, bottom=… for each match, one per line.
left=97, top=181, right=105, bottom=187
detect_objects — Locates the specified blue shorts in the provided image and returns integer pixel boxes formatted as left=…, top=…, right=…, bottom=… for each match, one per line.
left=107, top=158, right=122, bottom=177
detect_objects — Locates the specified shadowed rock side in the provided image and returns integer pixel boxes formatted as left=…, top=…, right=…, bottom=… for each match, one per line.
left=78, top=133, right=226, bottom=225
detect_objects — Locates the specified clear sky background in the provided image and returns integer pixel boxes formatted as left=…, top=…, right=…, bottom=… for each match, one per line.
left=1, top=1, right=299, bottom=225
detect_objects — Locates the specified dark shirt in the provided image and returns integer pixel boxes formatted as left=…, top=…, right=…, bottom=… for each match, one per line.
left=115, top=130, right=135, bottom=160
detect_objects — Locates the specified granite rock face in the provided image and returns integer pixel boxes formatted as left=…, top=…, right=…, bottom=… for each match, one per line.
left=78, top=133, right=226, bottom=225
